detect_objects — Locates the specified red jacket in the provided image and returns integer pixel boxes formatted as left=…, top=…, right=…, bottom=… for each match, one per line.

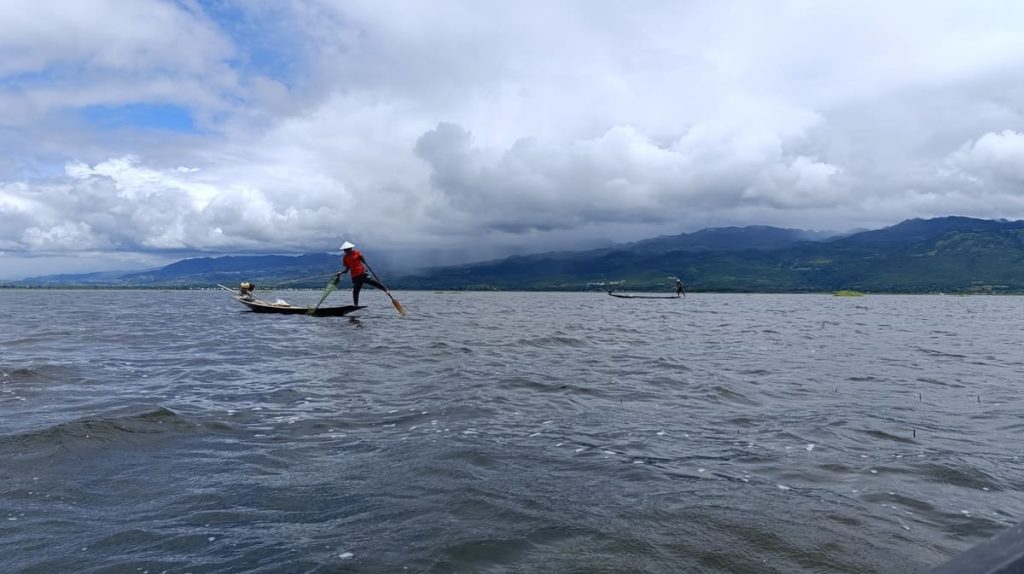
left=342, top=250, right=366, bottom=277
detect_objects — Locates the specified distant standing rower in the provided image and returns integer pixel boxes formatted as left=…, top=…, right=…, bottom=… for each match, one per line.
left=336, top=241, right=388, bottom=306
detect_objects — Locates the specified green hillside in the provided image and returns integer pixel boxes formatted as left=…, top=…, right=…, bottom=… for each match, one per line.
left=400, top=218, right=1024, bottom=293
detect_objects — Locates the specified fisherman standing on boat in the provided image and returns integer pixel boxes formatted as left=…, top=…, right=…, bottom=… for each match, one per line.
left=675, top=279, right=685, bottom=297
left=336, top=241, right=389, bottom=306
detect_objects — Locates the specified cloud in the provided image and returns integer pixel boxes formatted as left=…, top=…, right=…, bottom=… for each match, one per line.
left=0, top=0, right=238, bottom=127
left=0, top=155, right=367, bottom=255
left=412, top=120, right=849, bottom=234
left=2, top=158, right=186, bottom=253
left=0, top=0, right=230, bottom=75
left=948, top=130, right=1024, bottom=184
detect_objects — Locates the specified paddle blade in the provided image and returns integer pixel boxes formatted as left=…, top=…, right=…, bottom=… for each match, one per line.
left=390, top=295, right=407, bottom=316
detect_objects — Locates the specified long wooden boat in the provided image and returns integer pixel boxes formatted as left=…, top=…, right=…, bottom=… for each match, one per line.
left=608, top=291, right=681, bottom=299
left=234, top=296, right=365, bottom=317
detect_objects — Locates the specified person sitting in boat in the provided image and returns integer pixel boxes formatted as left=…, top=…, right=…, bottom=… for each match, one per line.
left=239, top=281, right=256, bottom=301
left=335, top=241, right=388, bottom=306
left=675, top=279, right=685, bottom=297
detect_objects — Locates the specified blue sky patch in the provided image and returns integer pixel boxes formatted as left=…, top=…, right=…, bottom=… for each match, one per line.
left=198, top=1, right=304, bottom=88
left=80, top=103, right=197, bottom=133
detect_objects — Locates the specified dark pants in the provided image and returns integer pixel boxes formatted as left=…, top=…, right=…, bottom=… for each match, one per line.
left=352, top=273, right=386, bottom=305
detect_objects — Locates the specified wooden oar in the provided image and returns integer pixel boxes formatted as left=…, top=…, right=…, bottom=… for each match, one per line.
left=364, top=262, right=407, bottom=316
left=307, top=275, right=340, bottom=315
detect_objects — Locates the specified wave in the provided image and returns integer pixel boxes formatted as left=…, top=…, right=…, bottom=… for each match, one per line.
left=0, top=363, right=81, bottom=385
left=708, top=385, right=762, bottom=407
left=514, top=335, right=590, bottom=348
left=912, top=346, right=969, bottom=359
left=912, top=461, right=1002, bottom=490
left=856, top=428, right=918, bottom=445
left=0, top=407, right=199, bottom=455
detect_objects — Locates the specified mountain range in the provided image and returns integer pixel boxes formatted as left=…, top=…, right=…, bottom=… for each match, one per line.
left=401, top=216, right=1024, bottom=292
left=7, top=216, right=1024, bottom=293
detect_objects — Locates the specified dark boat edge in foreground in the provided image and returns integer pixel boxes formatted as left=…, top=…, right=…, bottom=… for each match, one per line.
left=930, top=520, right=1024, bottom=573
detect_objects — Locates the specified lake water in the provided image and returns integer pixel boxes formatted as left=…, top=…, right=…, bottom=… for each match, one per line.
left=1, top=290, right=1023, bottom=573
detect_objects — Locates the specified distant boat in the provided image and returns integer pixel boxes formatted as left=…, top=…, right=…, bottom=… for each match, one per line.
left=607, top=291, right=681, bottom=300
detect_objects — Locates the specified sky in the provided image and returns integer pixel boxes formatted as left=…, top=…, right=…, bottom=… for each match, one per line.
left=3, top=0, right=1024, bottom=279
